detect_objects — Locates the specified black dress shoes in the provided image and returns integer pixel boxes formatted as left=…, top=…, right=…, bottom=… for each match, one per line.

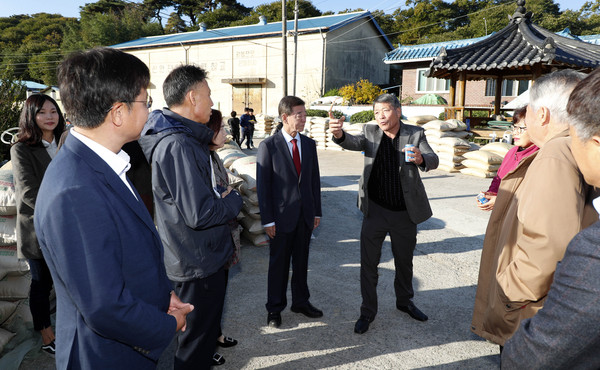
left=397, top=301, right=428, bottom=321
left=267, top=312, right=281, bottom=328
left=291, top=302, right=323, bottom=318
left=216, top=336, right=238, bottom=348
left=354, top=315, right=374, bottom=334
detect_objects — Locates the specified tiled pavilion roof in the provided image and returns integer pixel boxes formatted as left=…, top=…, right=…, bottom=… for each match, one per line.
left=427, top=1, right=600, bottom=80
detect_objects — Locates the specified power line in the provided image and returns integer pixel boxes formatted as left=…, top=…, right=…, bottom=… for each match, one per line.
left=0, top=0, right=522, bottom=69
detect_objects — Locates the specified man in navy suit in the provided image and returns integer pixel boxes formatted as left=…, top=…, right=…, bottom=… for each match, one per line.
left=501, top=68, right=600, bottom=369
left=34, top=48, right=193, bottom=369
left=257, top=96, right=322, bottom=328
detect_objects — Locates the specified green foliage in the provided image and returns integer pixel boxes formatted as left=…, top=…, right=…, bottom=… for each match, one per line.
left=305, top=109, right=344, bottom=119
left=196, top=5, right=250, bottom=29
left=231, top=0, right=322, bottom=26
left=172, top=0, right=252, bottom=29
left=73, top=6, right=163, bottom=48
left=323, top=88, right=339, bottom=97
left=470, top=110, right=490, bottom=118
left=381, top=0, right=592, bottom=46
left=0, top=13, right=72, bottom=84
left=350, top=110, right=375, bottom=123
left=143, top=0, right=174, bottom=32
left=0, top=67, right=26, bottom=161
left=401, top=95, right=414, bottom=104
left=80, top=0, right=129, bottom=17
left=165, top=12, right=187, bottom=34
left=1, top=0, right=600, bottom=90
left=339, top=79, right=384, bottom=105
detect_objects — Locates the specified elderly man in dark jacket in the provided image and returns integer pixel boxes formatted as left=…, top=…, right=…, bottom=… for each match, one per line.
left=139, top=65, right=242, bottom=370
left=330, top=93, right=438, bottom=335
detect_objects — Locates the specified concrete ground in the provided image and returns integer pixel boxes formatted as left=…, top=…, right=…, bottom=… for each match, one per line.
left=18, top=146, right=500, bottom=370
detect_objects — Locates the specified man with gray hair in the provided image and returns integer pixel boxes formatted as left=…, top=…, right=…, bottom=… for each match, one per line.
left=329, top=93, right=438, bottom=334
left=139, top=65, right=242, bottom=369
left=501, top=63, right=600, bottom=370
left=471, top=69, right=598, bottom=349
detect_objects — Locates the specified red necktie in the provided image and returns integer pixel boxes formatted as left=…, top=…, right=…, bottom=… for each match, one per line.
left=291, top=138, right=301, bottom=177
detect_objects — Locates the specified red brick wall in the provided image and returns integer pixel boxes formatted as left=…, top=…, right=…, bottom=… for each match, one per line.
left=400, top=63, right=516, bottom=107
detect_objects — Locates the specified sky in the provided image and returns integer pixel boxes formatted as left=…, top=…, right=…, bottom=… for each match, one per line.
left=0, top=0, right=589, bottom=18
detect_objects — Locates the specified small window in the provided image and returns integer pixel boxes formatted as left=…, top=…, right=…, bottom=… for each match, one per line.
left=485, top=79, right=531, bottom=97
left=416, top=68, right=450, bottom=93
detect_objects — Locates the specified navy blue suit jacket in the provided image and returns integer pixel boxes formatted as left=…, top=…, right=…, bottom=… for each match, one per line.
left=502, top=220, right=600, bottom=369
left=34, top=134, right=176, bottom=369
left=256, top=131, right=321, bottom=233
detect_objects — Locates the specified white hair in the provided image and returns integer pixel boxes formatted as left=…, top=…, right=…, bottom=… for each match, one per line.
left=528, top=70, right=586, bottom=127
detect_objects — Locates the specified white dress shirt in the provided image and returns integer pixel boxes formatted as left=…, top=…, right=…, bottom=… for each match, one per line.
left=281, top=129, right=302, bottom=164
left=70, top=129, right=137, bottom=200
left=42, top=138, right=58, bottom=159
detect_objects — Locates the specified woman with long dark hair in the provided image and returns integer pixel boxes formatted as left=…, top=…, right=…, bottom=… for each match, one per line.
left=11, top=94, right=65, bottom=355
left=206, top=109, right=241, bottom=366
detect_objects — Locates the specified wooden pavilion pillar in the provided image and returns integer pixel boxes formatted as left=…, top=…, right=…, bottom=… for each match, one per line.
left=449, top=75, right=457, bottom=107
left=531, top=64, right=543, bottom=81
left=447, top=75, right=457, bottom=120
left=456, top=71, right=467, bottom=121
left=494, top=75, right=504, bottom=116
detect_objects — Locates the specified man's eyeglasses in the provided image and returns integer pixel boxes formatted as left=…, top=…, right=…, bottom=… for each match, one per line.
left=291, top=111, right=307, bottom=119
left=106, top=96, right=153, bottom=112
left=511, top=125, right=527, bottom=133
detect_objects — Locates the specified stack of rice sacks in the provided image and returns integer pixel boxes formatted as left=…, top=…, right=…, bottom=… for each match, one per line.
left=423, top=119, right=471, bottom=172
left=326, top=120, right=368, bottom=151
left=253, top=114, right=274, bottom=138
left=217, top=141, right=269, bottom=247
left=406, top=115, right=438, bottom=126
left=308, top=117, right=329, bottom=150
left=0, top=162, right=34, bottom=356
left=459, top=141, right=514, bottom=178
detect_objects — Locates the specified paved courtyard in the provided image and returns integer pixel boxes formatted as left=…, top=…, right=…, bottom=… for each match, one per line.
left=18, top=147, right=500, bottom=369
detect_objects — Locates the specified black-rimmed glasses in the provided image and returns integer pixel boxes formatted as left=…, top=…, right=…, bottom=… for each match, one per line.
left=106, top=96, right=153, bottom=112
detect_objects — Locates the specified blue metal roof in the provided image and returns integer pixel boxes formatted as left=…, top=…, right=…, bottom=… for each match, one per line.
left=384, top=34, right=492, bottom=63
left=385, top=29, right=600, bottom=63
left=23, top=80, right=47, bottom=89
left=579, top=34, right=600, bottom=45
left=113, top=11, right=392, bottom=50
left=0, top=80, right=47, bottom=90
left=555, top=28, right=582, bottom=41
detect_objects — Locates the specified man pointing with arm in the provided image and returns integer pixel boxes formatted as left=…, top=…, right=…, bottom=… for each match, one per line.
left=330, top=93, right=438, bottom=334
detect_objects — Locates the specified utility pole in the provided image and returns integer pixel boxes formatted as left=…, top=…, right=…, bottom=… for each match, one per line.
left=292, top=0, right=299, bottom=96
left=282, top=0, right=288, bottom=97
left=484, top=17, right=488, bottom=36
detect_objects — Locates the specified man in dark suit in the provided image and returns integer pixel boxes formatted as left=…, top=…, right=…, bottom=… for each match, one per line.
left=330, top=93, right=438, bottom=334
left=34, top=48, right=192, bottom=369
left=257, top=95, right=322, bottom=328
left=501, top=65, right=600, bottom=369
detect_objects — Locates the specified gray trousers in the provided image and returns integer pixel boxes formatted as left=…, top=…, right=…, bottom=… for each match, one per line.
left=360, top=199, right=417, bottom=319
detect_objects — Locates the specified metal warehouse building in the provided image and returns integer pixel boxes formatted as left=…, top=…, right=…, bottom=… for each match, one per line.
left=112, top=11, right=392, bottom=116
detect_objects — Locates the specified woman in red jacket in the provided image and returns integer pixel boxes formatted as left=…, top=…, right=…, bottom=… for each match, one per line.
left=477, top=106, right=539, bottom=211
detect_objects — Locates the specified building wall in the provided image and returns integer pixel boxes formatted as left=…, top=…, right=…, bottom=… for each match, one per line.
left=324, top=22, right=390, bottom=92
left=121, top=21, right=389, bottom=117
left=124, top=34, right=327, bottom=117
left=400, top=62, right=518, bottom=107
